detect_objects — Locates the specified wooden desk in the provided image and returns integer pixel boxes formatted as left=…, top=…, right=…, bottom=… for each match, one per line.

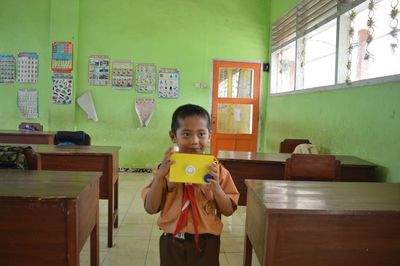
left=0, top=170, right=100, bottom=266
left=244, top=180, right=400, bottom=266
left=0, top=129, right=55, bottom=144
left=218, top=151, right=377, bottom=205
left=31, top=144, right=120, bottom=248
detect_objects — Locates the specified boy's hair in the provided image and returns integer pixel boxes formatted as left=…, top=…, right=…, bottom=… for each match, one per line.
left=171, top=104, right=211, bottom=134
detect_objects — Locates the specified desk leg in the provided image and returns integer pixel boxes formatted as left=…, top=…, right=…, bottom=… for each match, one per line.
left=114, top=178, right=119, bottom=228
left=90, top=220, right=99, bottom=266
left=107, top=195, right=113, bottom=247
left=244, top=234, right=252, bottom=266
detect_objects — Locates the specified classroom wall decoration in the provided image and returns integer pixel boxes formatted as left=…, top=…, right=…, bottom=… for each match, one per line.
left=88, top=55, right=110, bottom=86
left=158, top=68, right=179, bottom=98
left=135, top=98, right=155, bottom=127
left=135, top=64, right=156, bottom=93
left=51, top=42, right=73, bottom=73
left=112, top=60, right=133, bottom=90
left=0, top=54, right=16, bottom=84
left=77, top=90, right=98, bottom=122
left=17, top=89, right=38, bottom=118
left=17, top=52, right=39, bottom=83
left=52, top=74, right=73, bottom=104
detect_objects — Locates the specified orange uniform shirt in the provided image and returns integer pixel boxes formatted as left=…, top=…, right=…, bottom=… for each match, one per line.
left=141, top=164, right=239, bottom=236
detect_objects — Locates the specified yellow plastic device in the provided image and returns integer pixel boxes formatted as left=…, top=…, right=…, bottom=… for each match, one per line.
left=169, top=153, right=214, bottom=184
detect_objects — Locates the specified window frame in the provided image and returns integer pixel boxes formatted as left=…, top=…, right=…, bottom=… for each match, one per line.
left=270, top=0, right=400, bottom=96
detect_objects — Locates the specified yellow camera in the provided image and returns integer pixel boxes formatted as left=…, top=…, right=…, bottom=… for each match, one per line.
left=169, top=153, right=214, bottom=184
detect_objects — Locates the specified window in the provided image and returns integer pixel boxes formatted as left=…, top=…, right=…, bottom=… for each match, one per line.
left=271, top=0, right=400, bottom=94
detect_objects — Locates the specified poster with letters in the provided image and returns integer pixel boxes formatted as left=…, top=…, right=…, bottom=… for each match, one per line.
left=17, top=52, right=39, bottom=83
left=0, top=54, right=16, bottom=84
left=18, top=89, right=38, bottom=118
left=158, top=68, right=179, bottom=98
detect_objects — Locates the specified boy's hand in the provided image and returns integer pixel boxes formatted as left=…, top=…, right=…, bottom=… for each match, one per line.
left=156, top=146, right=175, bottom=180
left=206, top=160, right=223, bottom=194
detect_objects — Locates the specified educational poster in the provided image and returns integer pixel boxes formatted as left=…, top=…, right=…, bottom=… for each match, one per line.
left=158, top=68, right=179, bottom=98
left=88, top=55, right=109, bottom=86
left=135, top=64, right=156, bottom=93
left=52, top=74, right=73, bottom=104
left=17, top=52, right=39, bottom=83
left=0, top=54, right=16, bottom=84
left=112, top=60, right=133, bottom=89
left=51, top=42, right=73, bottom=73
left=135, top=98, right=155, bottom=127
left=17, top=89, right=38, bottom=118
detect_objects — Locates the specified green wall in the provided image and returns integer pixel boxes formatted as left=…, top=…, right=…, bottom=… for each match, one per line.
left=0, top=0, right=270, bottom=168
left=267, top=0, right=400, bottom=182
left=0, top=0, right=51, bottom=129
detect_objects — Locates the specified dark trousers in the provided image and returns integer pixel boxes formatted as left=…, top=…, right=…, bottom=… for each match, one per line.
left=159, top=233, right=220, bottom=266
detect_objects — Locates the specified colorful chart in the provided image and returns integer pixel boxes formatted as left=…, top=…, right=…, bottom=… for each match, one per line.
left=51, top=42, right=73, bottom=73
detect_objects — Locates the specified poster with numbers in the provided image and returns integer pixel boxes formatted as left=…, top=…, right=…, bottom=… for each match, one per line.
left=0, top=54, right=16, bottom=84
left=158, top=68, right=179, bottom=98
left=18, top=89, right=38, bottom=118
left=17, top=52, right=39, bottom=83
left=135, top=64, right=156, bottom=93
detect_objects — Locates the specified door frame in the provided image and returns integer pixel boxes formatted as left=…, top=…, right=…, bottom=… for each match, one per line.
left=209, top=59, right=263, bottom=155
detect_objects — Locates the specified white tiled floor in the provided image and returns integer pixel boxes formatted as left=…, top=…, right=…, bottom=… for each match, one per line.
left=80, top=172, right=261, bottom=266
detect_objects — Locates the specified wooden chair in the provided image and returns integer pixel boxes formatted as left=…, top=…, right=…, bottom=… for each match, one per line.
left=24, top=148, right=41, bottom=170
left=18, top=122, right=43, bottom=131
left=284, top=154, right=341, bottom=181
left=280, top=139, right=311, bottom=153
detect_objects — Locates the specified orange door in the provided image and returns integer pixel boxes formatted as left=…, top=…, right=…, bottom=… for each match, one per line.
left=211, top=60, right=261, bottom=156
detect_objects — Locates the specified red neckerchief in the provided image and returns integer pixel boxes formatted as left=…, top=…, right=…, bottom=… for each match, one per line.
left=174, top=184, right=201, bottom=250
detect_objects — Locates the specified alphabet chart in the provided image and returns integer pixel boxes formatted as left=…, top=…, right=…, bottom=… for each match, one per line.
left=112, top=60, right=133, bottom=90
left=0, top=54, right=16, bottom=84
left=88, top=55, right=110, bottom=86
left=158, top=68, right=179, bottom=98
left=51, top=42, right=73, bottom=73
left=17, top=52, right=39, bottom=83
left=52, top=74, right=73, bottom=104
left=18, top=89, right=38, bottom=118
left=135, top=64, right=156, bottom=93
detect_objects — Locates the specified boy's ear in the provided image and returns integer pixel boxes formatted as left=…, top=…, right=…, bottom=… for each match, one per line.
left=169, top=130, right=176, bottom=143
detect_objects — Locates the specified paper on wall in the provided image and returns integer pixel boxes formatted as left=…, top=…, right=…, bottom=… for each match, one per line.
left=18, top=89, right=38, bottom=118
left=135, top=98, right=155, bottom=127
left=77, top=90, right=98, bottom=121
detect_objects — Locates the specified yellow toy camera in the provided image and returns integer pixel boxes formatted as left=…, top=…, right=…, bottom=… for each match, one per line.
left=169, top=153, right=215, bottom=184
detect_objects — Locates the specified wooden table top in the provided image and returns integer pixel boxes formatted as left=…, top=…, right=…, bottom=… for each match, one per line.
left=245, top=180, right=400, bottom=213
left=0, top=170, right=101, bottom=199
left=218, top=150, right=376, bottom=167
left=1, top=143, right=120, bottom=155
left=0, top=129, right=55, bottom=136
left=31, top=144, right=121, bottom=155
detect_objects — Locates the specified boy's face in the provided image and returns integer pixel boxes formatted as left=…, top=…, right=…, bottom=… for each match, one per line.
left=169, top=115, right=210, bottom=154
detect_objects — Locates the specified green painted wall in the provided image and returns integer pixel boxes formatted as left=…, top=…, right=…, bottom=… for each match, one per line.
left=0, top=0, right=51, bottom=129
left=0, top=0, right=270, bottom=168
left=267, top=0, right=400, bottom=182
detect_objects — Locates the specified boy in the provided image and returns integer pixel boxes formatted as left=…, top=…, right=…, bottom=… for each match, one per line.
left=142, top=104, right=239, bottom=266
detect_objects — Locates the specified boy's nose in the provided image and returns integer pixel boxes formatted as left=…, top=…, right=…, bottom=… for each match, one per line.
left=190, top=135, right=199, bottom=144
